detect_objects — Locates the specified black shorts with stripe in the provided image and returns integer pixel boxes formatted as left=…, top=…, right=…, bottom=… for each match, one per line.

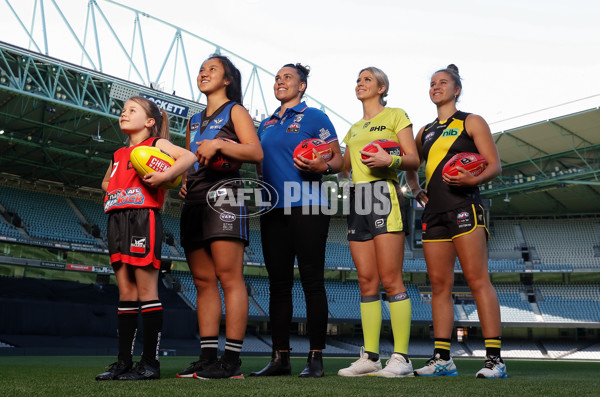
left=347, top=180, right=407, bottom=241
left=107, top=208, right=162, bottom=269
left=421, top=203, right=488, bottom=242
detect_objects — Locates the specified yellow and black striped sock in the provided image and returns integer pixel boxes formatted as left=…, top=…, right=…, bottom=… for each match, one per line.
left=434, top=338, right=451, bottom=360
left=485, top=337, right=502, bottom=357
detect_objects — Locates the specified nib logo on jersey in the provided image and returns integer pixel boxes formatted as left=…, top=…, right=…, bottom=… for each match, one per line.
left=130, top=236, right=146, bottom=254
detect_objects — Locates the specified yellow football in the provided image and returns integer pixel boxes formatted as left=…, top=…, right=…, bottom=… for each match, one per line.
left=130, top=146, right=182, bottom=190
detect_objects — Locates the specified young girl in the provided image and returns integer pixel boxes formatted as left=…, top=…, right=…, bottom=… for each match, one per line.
left=176, top=54, right=263, bottom=380
left=337, top=67, right=419, bottom=378
left=96, top=96, right=196, bottom=381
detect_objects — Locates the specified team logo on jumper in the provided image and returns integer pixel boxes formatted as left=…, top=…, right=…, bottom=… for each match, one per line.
left=319, top=128, right=331, bottom=140
left=442, top=128, right=459, bottom=137
left=209, top=118, right=224, bottom=129
left=287, top=123, right=300, bottom=133
left=130, top=236, right=146, bottom=253
left=220, top=212, right=236, bottom=223
left=375, top=218, right=385, bottom=228
left=294, top=114, right=304, bottom=123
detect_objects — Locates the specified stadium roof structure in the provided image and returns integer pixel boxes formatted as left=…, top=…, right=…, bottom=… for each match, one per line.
left=485, top=108, right=600, bottom=216
left=1, top=40, right=599, bottom=216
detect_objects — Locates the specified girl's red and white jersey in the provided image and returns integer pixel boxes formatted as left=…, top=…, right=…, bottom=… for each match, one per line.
left=104, top=137, right=165, bottom=213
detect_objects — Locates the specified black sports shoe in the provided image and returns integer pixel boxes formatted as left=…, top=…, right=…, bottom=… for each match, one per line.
left=193, top=359, right=244, bottom=380
left=117, top=360, right=160, bottom=380
left=176, top=358, right=215, bottom=378
left=95, top=360, right=132, bottom=381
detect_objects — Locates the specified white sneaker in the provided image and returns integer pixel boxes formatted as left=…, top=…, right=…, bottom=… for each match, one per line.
left=337, top=346, right=382, bottom=377
left=414, top=353, right=458, bottom=376
left=377, top=353, right=414, bottom=378
left=476, top=355, right=507, bottom=379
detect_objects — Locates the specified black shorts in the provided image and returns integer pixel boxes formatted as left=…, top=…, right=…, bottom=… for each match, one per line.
left=180, top=202, right=249, bottom=251
left=421, top=203, right=488, bottom=242
left=347, top=180, right=406, bottom=241
left=107, top=208, right=162, bottom=269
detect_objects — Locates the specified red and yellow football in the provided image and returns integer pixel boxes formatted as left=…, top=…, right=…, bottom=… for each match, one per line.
left=293, top=138, right=333, bottom=161
left=442, top=152, right=487, bottom=177
left=361, top=139, right=402, bottom=160
left=130, top=146, right=182, bottom=189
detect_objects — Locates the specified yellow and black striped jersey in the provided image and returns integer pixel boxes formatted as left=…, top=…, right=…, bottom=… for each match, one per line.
left=421, top=111, right=482, bottom=213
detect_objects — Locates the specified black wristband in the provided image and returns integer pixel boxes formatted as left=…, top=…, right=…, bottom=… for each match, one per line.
left=323, top=162, right=333, bottom=175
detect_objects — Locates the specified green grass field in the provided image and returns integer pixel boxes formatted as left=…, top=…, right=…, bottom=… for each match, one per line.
left=0, top=356, right=598, bottom=396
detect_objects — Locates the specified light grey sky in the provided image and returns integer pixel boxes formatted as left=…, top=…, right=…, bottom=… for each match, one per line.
left=3, top=0, right=599, bottom=136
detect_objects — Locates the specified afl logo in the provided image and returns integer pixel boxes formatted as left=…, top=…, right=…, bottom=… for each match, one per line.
left=207, top=178, right=279, bottom=218
left=424, top=131, right=435, bottom=141
left=220, top=212, right=236, bottom=223
left=457, top=212, right=469, bottom=220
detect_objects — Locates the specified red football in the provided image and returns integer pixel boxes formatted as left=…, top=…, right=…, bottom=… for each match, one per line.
left=293, top=138, right=333, bottom=161
left=442, top=152, right=486, bottom=177
left=361, top=139, right=403, bottom=160
left=209, top=137, right=242, bottom=172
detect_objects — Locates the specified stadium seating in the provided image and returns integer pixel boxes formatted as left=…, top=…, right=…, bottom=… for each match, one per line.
left=534, top=283, right=600, bottom=323
left=70, top=197, right=107, bottom=239
left=521, top=219, right=600, bottom=270
left=1, top=184, right=600, bottom=340
left=0, top=186, right=97, bottom=245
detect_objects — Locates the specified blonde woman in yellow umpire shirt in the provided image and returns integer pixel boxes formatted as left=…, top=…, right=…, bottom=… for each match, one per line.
left=337, top=66, right=419, bottom=378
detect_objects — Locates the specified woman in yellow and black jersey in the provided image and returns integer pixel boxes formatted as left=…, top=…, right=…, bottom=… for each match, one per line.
left=406, top=64, right=507, bottom=379
left=420, top=110, right=482, bottom=213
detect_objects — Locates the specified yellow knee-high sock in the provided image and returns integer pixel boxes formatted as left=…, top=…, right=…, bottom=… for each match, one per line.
left=360, top=296, right=381, bottom=354
left=388, top=292, right=411, bottom=354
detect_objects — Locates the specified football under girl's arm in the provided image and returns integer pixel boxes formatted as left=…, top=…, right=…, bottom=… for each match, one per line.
left=143, top=140, right=196, bottom=187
